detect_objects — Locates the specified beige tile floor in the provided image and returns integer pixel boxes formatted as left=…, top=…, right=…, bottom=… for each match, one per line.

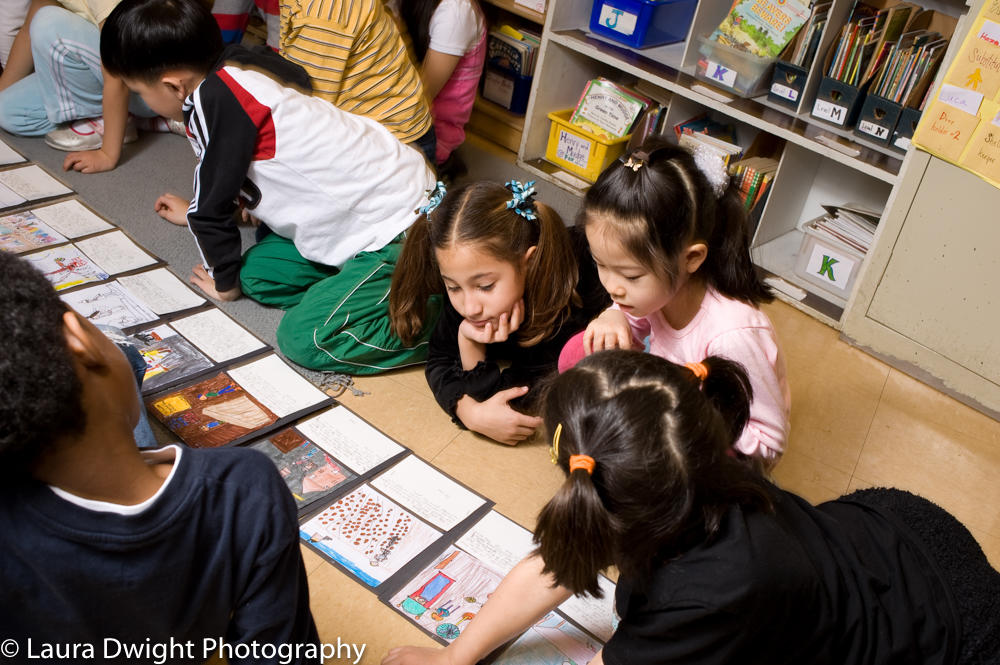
left=302, top=299, right=1000, bottom=664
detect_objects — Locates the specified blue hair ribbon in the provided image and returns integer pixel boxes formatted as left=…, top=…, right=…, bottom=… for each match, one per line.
left=504, top=180, right=537, bottom=221
left=417, top=181, right=447, bottom=216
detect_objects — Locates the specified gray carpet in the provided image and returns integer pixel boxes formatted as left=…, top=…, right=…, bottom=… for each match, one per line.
left=3, top=128, right=584, bottom=384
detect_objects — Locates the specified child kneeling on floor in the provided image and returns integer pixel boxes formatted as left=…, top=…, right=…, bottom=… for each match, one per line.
left=102, top=0, right=439, bottom=374
left=0, top=251, right=321, bottom=661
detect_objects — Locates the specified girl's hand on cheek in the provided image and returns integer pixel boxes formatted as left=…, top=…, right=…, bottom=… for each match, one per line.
left=459, top=300, right=524, bottom=345
left=583, top=309, right=633, bottom=354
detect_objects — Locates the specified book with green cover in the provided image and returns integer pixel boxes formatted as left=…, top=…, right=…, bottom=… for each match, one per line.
left=710, top=0, right=812, bottom=58
left=569, top=78, right=649, bottom=140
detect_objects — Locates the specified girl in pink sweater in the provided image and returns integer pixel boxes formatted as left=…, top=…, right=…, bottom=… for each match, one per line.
left=559, top=138, right=790, bottom=465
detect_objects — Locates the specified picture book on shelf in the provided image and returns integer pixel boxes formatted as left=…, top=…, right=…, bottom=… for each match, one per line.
left=710, top=0, right=812, bottom=58
left=570, top=78, right=649, bottom=140
left=786, top=3, right=831, bottom=68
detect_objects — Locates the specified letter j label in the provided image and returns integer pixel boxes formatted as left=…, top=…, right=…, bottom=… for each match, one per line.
left=598, top=5, right=637, bottom=35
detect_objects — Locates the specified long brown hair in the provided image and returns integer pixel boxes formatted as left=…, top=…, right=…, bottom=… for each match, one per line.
left=534, top=350, right=774, bottom=597
left=390, top=181, right=579, bottom=346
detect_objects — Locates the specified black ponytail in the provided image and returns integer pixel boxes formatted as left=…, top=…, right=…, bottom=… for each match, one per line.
left=699, top=355, right=753, bottom=444
left=705, top=183, right=773, bottom=305
left=582, top=137, right=773, bottom=307
left=535, top=351, right=773, bottom=593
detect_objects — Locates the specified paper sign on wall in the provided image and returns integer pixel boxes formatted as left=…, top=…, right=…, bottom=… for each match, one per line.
left=914, top=1, right=1000, bottom=190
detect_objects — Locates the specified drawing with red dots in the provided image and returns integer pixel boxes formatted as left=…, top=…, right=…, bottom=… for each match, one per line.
left=300, top=485, right=441, bottom=587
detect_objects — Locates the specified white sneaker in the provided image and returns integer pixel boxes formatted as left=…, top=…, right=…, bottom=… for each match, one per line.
left=44, top=117, right=139, bottom=151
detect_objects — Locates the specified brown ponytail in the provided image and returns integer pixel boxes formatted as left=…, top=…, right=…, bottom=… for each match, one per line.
left=389, top=214, right=443, bottom=344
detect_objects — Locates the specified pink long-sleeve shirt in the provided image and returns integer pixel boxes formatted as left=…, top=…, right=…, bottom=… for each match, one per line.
left=620, top=288, right=790, bottom=460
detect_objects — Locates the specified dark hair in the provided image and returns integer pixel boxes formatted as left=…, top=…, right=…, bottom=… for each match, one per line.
left=101, top=0, right=223, bottom=83
left=581, top=137, right=772, bottom=306
left=0, top=253, right=86, bottom=477
left=534, top=350, right=774, bottom=597
left=398, top=0, right=443, bottom=62
left=390, top=181, right=579, bottom=347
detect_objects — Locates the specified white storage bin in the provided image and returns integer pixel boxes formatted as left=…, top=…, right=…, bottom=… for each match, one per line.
left=794, top=217, right=864, bottom=306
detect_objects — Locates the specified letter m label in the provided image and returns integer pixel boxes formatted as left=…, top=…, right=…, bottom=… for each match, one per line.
left=817, top=255, right=838, bottom=281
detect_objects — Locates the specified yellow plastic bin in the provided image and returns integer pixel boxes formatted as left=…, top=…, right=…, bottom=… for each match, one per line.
left=545, top=109, right=631, bottom=183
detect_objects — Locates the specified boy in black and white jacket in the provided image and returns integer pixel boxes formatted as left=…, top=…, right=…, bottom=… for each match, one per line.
left=101, top=0, right=440, bottom=374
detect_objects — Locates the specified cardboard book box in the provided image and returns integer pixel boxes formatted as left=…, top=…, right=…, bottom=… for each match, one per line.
left=852, top=9, right=956, bottom=147
left=811, top=0, right=915, bottom=128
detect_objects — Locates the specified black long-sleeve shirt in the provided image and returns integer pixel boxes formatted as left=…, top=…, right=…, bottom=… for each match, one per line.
left=425, top=227, right=609, bottom=424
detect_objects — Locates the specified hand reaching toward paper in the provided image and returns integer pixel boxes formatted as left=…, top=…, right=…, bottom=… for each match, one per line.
left=154, top=192, right=190, bottom=226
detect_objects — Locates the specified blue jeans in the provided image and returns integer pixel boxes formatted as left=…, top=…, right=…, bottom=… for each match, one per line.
left=411, top=125, right=437, bottom=169
left=0, top=6, right=153, bottom=136
left=98, top=325, right=159, bottom=449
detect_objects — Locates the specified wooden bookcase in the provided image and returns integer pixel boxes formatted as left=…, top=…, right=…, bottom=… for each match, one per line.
left=515, top=0, right=970, bottom=328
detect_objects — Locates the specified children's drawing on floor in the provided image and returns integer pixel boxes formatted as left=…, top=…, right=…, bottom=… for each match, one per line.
left=250, top=427, right=356, bottom=509
left=145, top=372, right=278, bottom=447
left=132, top=324, right=214, bottom=392
left=0, top=211, right=66, bottom=253
left=493, top=611, right=603, bottom=665
left=25, top=245, right=109, bottom=290
left=300, top=485, right=441, bottom=587
left=389, top=546, right=504, bottom=642
left=61, top=282, right=158, bottom=329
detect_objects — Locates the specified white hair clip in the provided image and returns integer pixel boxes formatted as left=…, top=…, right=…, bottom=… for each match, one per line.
left=688, top=144, right=730, bottom=199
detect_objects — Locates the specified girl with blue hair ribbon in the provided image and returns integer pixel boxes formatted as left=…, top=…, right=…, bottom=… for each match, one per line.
left=389, top=180, right=609, bottom=445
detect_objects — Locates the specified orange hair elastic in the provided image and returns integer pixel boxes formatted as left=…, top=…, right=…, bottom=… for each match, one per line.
left=684, top=361, right=709, bottom=382
left=568, top=454, right=595, bottom=476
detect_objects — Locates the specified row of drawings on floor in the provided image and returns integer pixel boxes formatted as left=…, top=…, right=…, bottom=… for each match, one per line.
left=0, top=137, right=616, bottom=664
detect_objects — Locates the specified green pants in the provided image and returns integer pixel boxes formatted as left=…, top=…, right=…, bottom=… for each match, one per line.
left=241, top=233, right=441, bottom=375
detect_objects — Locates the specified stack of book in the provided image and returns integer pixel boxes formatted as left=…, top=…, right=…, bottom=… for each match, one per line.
left=708, top=0, right=812, bottom=58
left=729, top=156, right=778, bottom=212
left=806, top=204, right=879, bottom=254
left=825, top=2, right=931, bottom=88
left=673, top=114, right=744, bottom=167
left=481, top=25, right=541, bottom=113
left=486, top=25, right=540, bottom=77
left=869, top=30, right=947, bottom=104
left=786, top=2, right=831, bottom=69
left=568, top=78, right=650, bottom=141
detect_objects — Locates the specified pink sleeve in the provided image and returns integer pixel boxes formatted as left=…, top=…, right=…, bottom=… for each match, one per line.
left=708, top=328, right=790, bottom=461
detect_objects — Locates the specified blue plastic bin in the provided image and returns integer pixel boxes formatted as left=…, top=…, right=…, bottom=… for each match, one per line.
left=589, top=0, right=696, bottom=49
